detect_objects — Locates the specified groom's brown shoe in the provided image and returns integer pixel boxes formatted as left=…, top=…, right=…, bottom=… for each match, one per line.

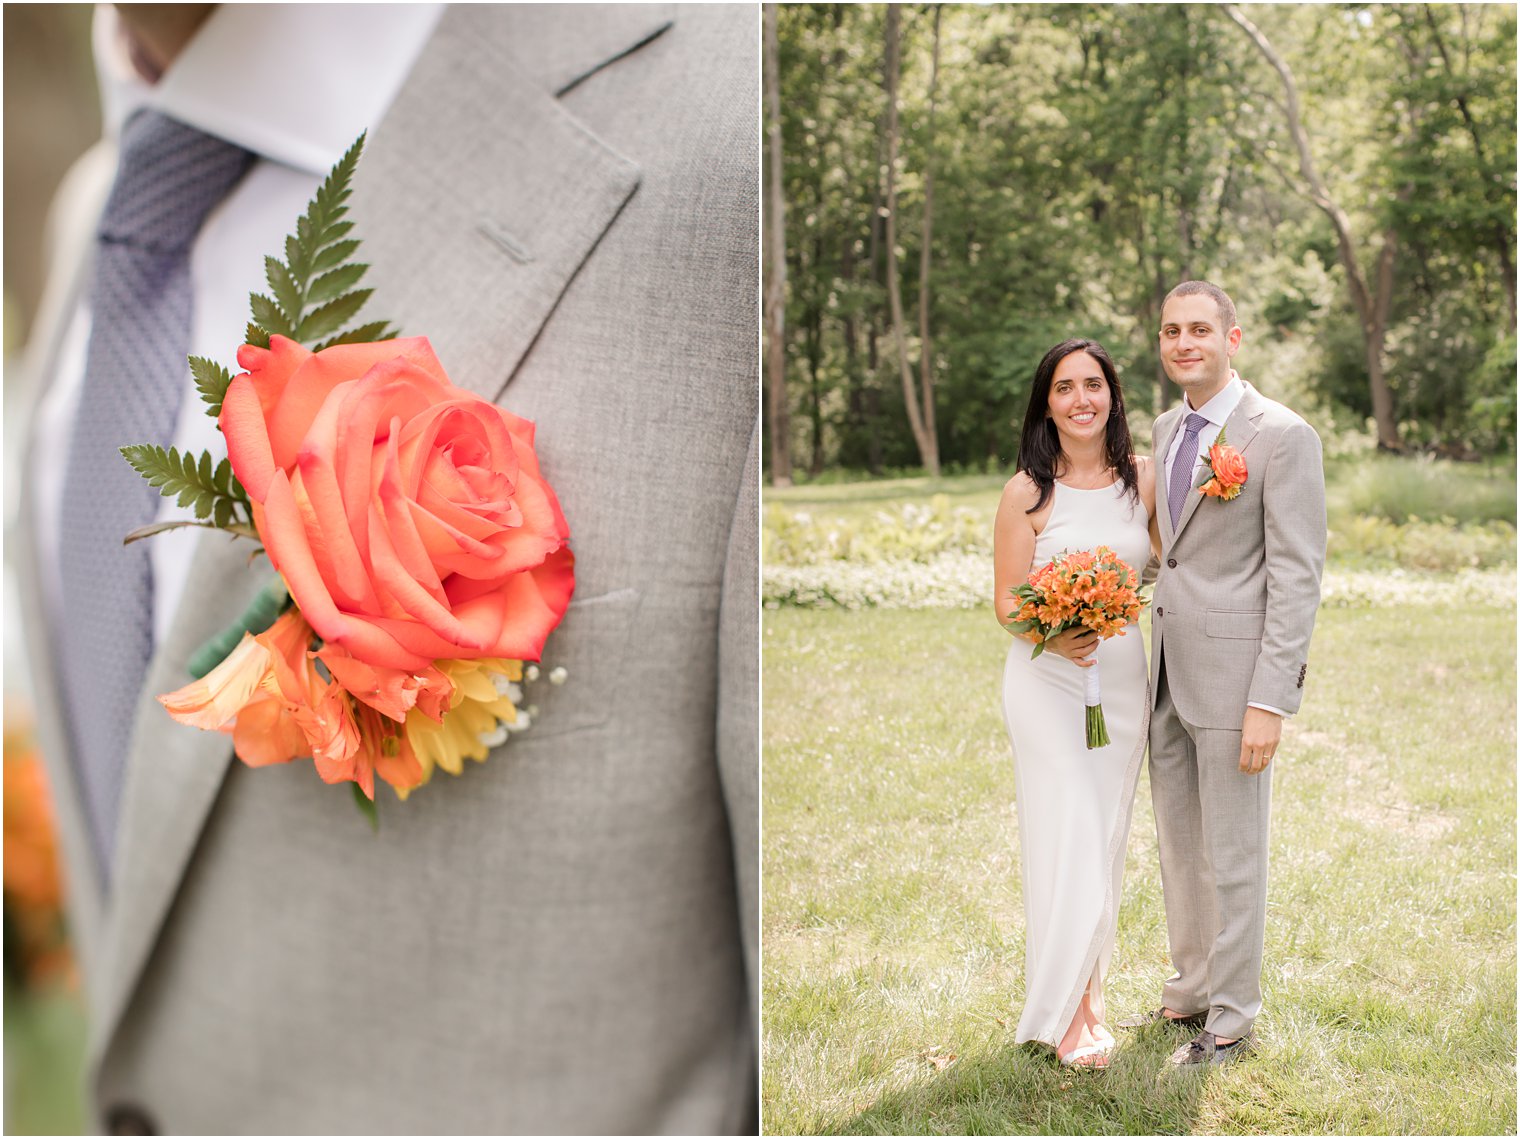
left=1115, top=1007, right=1207, bottom=1030
left=1168, top=1030, right=1254, bottom=1066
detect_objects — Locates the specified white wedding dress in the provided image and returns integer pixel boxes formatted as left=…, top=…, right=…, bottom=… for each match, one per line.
left=1000, top=479, right=1151, bottom=1047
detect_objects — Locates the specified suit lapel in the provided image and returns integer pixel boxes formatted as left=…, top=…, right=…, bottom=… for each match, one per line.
left=1155, top=407, right=1183, bottom=548
left=88, top=531, right=272, bottom=1068
left=349, top=4, right=673, bottom=402
left=90, top=3, right=674, bottom=1066
left=1170, top=383, right=1266, bottom=544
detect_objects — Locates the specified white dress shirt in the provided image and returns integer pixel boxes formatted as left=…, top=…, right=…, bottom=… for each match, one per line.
left=1162, top=370, right=1288, bottom=720
left=1162, top=370, right=1244, bottom=500
left=35, top=3, right=442, bottom=648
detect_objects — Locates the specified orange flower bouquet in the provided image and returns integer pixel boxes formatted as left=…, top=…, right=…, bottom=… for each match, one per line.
left=120, top=136, right=572, bottom=820
left=1198, top=429, right=1247, bottom=501
left=1003, top=545, right=1144, bottom=749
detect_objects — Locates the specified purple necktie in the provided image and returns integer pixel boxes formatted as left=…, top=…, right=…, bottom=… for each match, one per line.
left=57, top=109, right=254, bottom=879
left=1167, top=413, right=1210, bottom=530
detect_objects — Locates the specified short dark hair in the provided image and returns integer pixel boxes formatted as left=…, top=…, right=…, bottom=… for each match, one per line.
left=1162, top=280, right=1237, bottom=331
left=1016, top=338, right=1139, bottom=515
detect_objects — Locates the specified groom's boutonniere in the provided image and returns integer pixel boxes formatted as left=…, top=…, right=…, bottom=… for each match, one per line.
left=121, top=135, right=573, bottom=820
left=1198, top=430, right=1247, bottom=502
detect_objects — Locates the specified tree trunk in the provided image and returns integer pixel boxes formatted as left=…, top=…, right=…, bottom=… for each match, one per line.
left=763, top=4, right=793, bottom=485
left=1224, top=4, right=1401, bottom=449
left=865, top=12, right=889, bottom=477
left=883, top=5, right=940, bottom=475
left=916, top=5, right=942, bottom=472
left=806, top=273, right=825, bottom=476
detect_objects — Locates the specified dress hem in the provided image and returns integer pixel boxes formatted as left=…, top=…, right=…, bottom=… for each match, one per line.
left=1015, top=676, right=1152, bottom=1049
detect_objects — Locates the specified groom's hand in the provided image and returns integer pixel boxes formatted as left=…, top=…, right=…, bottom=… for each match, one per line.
left=1046, top=626, right=1100, bottom=668
left=1239, top=707, right=1283, bottom=774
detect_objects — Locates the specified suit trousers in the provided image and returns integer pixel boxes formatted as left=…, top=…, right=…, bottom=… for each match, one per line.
left=1150, top=660, right=1273, bottom=1040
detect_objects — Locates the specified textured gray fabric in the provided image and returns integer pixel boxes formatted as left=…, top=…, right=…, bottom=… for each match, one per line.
left=1148, top=379, right=1326, bottom=1040
left=1151, top=383, right=1326, bottom=725
left=1150, top=671, right=1272, bottom=1041
left=1166, top=412, right=1209, bottom=530
left=9, top=7, right=758, bottom=1135
left=56, top=110, right=253, bottom=877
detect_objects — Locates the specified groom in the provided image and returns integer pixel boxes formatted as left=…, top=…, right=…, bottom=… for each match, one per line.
left=1126, top=281, right=1326, bottom=1066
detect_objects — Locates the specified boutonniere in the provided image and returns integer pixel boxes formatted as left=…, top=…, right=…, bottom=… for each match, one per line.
left=121, top=136, right=573, bottom=823
left=1197, top=429, right=1247, bottom=502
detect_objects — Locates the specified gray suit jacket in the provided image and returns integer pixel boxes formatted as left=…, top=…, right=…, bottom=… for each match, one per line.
left=14, top=6, right=757, bottom=1133
left=1150, top=382, right=1327, bottom=729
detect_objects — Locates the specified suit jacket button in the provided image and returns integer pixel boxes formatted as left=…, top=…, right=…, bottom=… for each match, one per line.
left=1155, top=606, right=1164, bottom=617
left=107, top=1105, right=156, bottom=1135
left=1166, top=558, right=1177, bottom=568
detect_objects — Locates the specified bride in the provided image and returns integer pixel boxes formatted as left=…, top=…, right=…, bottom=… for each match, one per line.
left=992, top=338, right=1159, bottom=1069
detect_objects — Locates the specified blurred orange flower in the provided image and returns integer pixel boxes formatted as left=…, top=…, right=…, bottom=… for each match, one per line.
left=4, top=718, right=74, bottom=986
left=4, top=731, right=61, bottom=911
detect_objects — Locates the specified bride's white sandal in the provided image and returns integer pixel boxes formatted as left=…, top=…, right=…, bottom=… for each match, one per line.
left=1058, top=1038, right=1113, bottom=1070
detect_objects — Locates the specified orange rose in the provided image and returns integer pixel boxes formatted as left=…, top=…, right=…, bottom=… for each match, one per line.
left=1209, top=443, right=1247, bottom=487
left=1200, top=440, right=1248, bottom=501
left=221, top=336, right=574, bottom=674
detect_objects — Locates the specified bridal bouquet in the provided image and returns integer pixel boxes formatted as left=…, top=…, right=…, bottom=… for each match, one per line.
left=121, top=135, right=573, bottom=820
left=1003, top=546, right=1143, bottom=749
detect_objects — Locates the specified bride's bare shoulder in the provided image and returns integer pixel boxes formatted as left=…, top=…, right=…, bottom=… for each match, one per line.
left=1000, top=471, right=1040, bottom=511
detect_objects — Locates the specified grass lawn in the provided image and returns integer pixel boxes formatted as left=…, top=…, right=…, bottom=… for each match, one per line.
left=761, top=603, right=1516, bottom=1135
left=3, top=979, right=88, bottom=1134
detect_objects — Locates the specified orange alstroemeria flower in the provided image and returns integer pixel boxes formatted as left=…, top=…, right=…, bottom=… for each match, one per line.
left=160, top=609, right=366, bottom=785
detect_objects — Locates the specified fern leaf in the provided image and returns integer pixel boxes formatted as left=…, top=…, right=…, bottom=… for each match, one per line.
left=250, top=293, right=295, bottom=339
left=121, top=445, right=252, bottom=529
left=314, top=321, right=396, bottom=351
left=296, top=289, right=372, bottom=343
left=265, top=256, right=301, bottom=321
left=307, top=264, right=368, bottom=306
left=315, top=219, right=355, bottom=247
left=246, top=322, right=271, bottom=349
left=312, top=239, right=360, bottom=273
left=284, top=234, right=307, bottom=282
left=244, top=131, right=392, bottom=352
left=307, top=134, right=364, bottom=234
left=190, top=356, right=235, bottom=416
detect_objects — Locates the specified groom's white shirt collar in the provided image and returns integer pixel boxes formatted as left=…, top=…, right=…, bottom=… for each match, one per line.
left=1183, top=370, right=1246, bottom=430
left=98, top=4, right=444, bottom=174
left=1165, top=371, right=1244, bottom=478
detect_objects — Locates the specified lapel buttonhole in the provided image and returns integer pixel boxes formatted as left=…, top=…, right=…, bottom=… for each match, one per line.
left=479, top=222, right=535, bottom=265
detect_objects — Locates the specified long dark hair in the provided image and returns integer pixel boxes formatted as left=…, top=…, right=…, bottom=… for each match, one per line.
left=1016, top=338, right=1139, bottom=515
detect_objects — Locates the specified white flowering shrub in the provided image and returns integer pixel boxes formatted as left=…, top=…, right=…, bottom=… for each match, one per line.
left=762, top=551, right=989, bottom=610
left=763, top=556, right=1516, bottom=613
left=1317, top=567, right=1516, bottom=610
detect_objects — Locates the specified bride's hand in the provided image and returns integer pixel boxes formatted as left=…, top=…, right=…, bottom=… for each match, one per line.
left=1045, top=626, right=1100, bottom=668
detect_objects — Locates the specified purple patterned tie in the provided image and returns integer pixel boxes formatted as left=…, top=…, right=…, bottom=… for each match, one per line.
left=57, top=109, right=254, bottom=879
left=1167, top=413, right=1210, bottom=530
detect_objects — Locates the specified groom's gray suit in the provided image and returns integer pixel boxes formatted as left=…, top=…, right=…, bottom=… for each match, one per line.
left=14, top=6, right=757, bottom=1133
left=1148, top=380, right=1326, bottom=1041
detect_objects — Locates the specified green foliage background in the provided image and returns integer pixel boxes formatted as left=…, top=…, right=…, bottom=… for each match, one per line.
left=768, top=3, right=1517, bottom=475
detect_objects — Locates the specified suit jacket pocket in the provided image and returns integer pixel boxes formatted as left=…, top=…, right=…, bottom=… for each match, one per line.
left=1205, top=608, right=1267, bottom=640
left=521, top=587, right=641, bottom=739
